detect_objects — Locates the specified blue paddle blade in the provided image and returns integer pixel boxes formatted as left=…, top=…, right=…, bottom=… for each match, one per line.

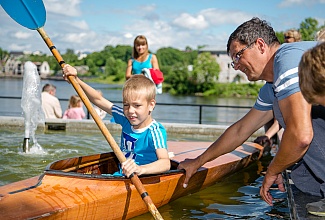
left=0, top=0, right=46, bottom=30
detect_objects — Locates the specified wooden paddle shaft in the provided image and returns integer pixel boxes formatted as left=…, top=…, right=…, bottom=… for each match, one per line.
left=37, top=27, right=163, bottom=220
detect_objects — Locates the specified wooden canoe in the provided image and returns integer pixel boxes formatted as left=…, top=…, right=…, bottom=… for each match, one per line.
left=0, top=141, right=265, bottom=220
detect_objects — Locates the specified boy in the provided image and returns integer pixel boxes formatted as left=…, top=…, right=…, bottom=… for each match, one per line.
left=63, top=64, right=170, bottom=177
left=299, top=42, right=325, bottom=106
left=298, top=41, right=325, bottom=216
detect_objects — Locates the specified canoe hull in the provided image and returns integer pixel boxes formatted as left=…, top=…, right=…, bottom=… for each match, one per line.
left=0, top=142, right=264, bottom=219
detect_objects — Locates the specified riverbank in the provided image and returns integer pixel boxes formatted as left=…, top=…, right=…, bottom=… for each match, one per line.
left=0, top=116, right=264, bottom=140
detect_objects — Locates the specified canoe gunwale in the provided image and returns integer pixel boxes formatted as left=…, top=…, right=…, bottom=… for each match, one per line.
left=43, top=167, right=184, bottom=180
left=43, top=152, right=183, bottom=180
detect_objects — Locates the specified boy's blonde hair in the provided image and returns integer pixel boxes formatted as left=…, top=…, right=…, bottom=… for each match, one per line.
left=69, top=95, right=82, bottom=108
left=299, top=42, right=325, bottom=104
left=123, top=75, right=156, bottom=102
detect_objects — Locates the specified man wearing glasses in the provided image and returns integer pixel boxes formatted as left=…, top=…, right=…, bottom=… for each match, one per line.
left=178, top=17, right=324, bottom=216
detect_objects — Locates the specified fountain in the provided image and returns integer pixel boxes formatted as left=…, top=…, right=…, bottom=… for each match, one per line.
left=21, top=61, right=45, bottom=152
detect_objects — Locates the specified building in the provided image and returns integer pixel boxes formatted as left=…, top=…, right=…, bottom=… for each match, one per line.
left=2, top=51, right=51, bottom=77
left=198, top=45, right=249, bottom=83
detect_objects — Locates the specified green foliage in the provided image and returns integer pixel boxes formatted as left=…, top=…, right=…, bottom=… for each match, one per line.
left=0, top=48, right=9, bottom=62
left=166, top=65, right=194, bottom=95
left=203, top=82, right=263, bottom=97
left=299, top=17, right=320, bottom=40
left=276, top=31, right=285, bottom=43
left=193, top=52, right=220, bottom=82
left=156, top=47, right=187, bottom=67
left=105, top=56, right=126, bottom=81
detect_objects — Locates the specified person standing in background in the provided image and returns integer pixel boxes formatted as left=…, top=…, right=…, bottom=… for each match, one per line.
left=125, top=35, right=160, bottom=80
left=284, top=29, right=302, bottom=43
left=62, top=95, right=86, bottom=120
left=41, top=83, right=62, bottom=119
left=315, top=28, right=325, bottom=41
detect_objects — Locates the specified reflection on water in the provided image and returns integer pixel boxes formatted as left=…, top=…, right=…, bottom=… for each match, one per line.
left=135, top=159, right=289, bottom=220
left=0, top=129, right=289, bottom=219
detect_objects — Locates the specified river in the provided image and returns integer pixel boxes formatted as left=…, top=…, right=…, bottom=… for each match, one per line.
left=0, top=78, right=254, bottom=125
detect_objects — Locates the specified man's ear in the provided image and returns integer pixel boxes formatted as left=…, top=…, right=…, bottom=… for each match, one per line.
left=256, top=38, right=266, bottom=54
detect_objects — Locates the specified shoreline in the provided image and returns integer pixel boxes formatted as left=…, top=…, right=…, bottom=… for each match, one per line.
left=0, top=116, right=264, bottom=140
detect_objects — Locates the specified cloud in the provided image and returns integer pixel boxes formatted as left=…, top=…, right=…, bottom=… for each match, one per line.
left=69, top=20, right=89, bottom=30
left=201, top=8, right=253, bottom=26
left=44, top=0, right=82, bottom=17
left=13, top=31, right=33, bottom=39
left=8, top=43, right=32, bottom=51
left=172, top=13, right=209, bottom=30
left=278, top=0, right=325, bottom=7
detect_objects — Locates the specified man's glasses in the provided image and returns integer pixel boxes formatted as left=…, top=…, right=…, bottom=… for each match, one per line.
left=231, top=42, right=254, bottom=68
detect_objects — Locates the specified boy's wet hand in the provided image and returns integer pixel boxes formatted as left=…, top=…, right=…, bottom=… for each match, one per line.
left=122, top=159, right=139, bottom=178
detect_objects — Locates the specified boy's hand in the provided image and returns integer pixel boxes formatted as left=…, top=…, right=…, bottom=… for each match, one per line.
left=122, top=159, right=143, bottom=178
left=62, top=64, right=78, bottom=81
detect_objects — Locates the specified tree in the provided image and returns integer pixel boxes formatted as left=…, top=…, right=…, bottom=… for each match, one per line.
left=192, top=52, right=220, bottom=91
left=299, top=17, right=322, bottom=41
left=276, top=31, right=285, bottom=43
left=105, top=56, right=126, bottom=81
left=0, top=48, right=9, bottom=62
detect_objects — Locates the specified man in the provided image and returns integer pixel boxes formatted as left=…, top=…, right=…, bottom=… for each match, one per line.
left=41, top=83, right=62, bottom=119
left=178, top=17, right=324, bottom=216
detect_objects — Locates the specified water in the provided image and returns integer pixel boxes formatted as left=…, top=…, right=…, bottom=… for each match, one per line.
left=21, top=62, right=45, bottom=152
left=0, top=78, right=255, bottom=125
left=0, top=129, right=289, bottom=219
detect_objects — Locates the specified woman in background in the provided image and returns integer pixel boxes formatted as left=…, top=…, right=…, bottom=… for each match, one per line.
left=125, top=35, right=160, bottom=80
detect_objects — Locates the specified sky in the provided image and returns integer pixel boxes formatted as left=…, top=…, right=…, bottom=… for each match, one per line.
left=0, top=0, right=325, bottom=54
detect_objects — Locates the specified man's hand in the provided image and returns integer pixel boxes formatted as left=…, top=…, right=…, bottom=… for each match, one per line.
left=177, top=158, right=200, bottom=188
left=260, top=172, right=286, bottom=206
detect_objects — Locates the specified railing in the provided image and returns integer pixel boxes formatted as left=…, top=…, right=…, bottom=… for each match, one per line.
left=0, top=96, right=252, bottom=125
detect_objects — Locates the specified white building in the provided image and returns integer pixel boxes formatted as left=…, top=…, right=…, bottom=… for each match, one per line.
left=3, top=51, right=51, bottom=77
left=198, top=45, right=249, bottom=83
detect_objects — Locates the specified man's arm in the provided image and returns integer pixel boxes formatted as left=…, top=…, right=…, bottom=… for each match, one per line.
left=269, top=92, right=312, bottom=174
left=260, top=92, right=313, bottom=205
left=178, top=108, right=274, bottom=187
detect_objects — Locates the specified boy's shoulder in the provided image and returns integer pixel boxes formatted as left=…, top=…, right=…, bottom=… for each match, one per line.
left=149, top=120, right=165, bottom=130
